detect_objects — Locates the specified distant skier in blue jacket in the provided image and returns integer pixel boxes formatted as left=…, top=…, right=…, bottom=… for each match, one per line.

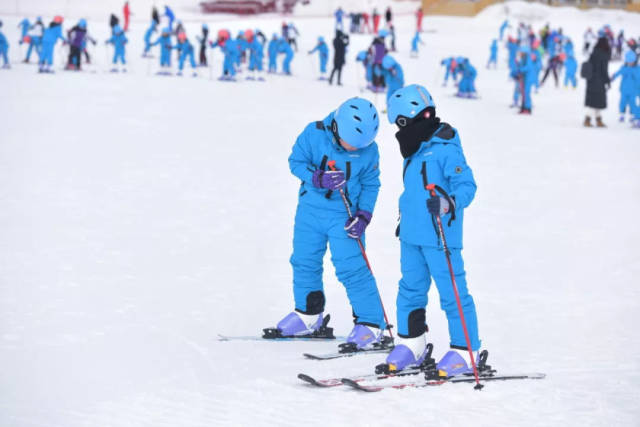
left=39, top=16, right=67, bottom=73
left=383, top=84, right=481, bottom=375
left=499, top=19, right=509, bottom=40
left=267, top=33, right=279, bottom=73
left=456, top=58, right=477, bottom=98
left=308, top=36, right=328, bottom=77
left=164, top=5, right=175, bottom=31
left=280, top=37, right=294, bottom=75
left=611, top=51, right=639, bottom=122
left=18, top=18, right=30, bottom=43
left=512, top=46, right=536, bottom=114
left=410, top=31, right=424, bottom=57
left=441, top=57, right=457, bottom=86
left=152, top=27, right=173, bottom=72
left=143, top=20, right=157, bottom=57
left=563, top=52, right=577, bottom=88
left=356, top=50, right=373, bottom=86
left=0, top=20, right=9, bottom=69
left=106, top=24, right=128, bottom=71
left=247, top=31, right=264, bottom=80
left=487, top=39, right=498, bottom=68
left=506, top=36, right=519, bottom=72
left=274, top=97, right=387, bottom=350
left=24, top=17, right=44, bottom=63
left=382, top=54, right=404, bottom=101
left=176, top=32, right=197, bottom=76
left=210, top=30, right=237, bottom=80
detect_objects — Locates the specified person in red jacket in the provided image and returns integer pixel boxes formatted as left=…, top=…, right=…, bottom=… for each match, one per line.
left=123, top=1, right=131, bottom=32
left=372, top=8, right=380, bottom=34
left=416, top=7, right=423, bottom=32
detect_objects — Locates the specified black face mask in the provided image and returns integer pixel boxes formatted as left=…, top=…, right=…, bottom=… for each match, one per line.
left=395, top=110, right=441, bottom=159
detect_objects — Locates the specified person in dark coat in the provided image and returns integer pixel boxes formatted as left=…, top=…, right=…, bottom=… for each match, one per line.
left=329, top=30, right=349, bottom=86
left=583, top=36, right=611, bottom=127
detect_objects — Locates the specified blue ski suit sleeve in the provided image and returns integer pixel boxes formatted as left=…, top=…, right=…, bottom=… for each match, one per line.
left=288, top=113, right=381, bottom=214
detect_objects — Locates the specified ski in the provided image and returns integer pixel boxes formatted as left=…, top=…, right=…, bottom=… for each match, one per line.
left=217, top=334, right=346, bottom=342
left=341, top=372, right=546, bottom=392
left=303, top=335, right=395, bottom=360
left=220, top=314, right=343, bottom=341
left=298, top=365, right=427, bottom=388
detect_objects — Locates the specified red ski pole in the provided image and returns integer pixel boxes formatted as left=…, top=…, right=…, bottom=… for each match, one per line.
left=426, top=183, right=483, bottom=390
left=327, top=160, right=393, bottom=340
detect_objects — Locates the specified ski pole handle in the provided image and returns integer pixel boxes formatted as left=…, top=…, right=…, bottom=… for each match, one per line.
left=327, top=160, right=337, bottom=171
left=425, top=183, right=437, bottom=197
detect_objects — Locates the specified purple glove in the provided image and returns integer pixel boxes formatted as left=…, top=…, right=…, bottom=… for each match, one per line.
left=312, top=169, right=346, bottom=190
left=344, top=210, right=372, bottom=239
left=427, top=196, right=455, bottom=216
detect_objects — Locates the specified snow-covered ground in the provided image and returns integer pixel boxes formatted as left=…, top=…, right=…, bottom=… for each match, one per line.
left=1, top=2, right=640, bottom=426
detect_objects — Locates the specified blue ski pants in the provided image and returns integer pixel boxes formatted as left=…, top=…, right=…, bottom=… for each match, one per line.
left=290, top=203, right=385, bottom=328
left=397, top=242, right=480, bottom=350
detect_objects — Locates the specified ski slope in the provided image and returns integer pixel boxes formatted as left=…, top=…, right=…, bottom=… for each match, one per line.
left=1, top=2, right=640, bottom=426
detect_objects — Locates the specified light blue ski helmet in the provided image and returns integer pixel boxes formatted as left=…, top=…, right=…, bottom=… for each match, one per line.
left=332, top=97, right=379, bottom=149
left=203, top=23, right=208, bottom=30
left=356, top=50, right=367, bottom=61
left=78, top=19, right=87, bottom=29
left=162, top=27, right=171, bottom=34
left=318, top=36, right=324, bottom=43
left=378, top=29, right=389, bottom=37
left=625, top=50, right=637, bottom=63
left=381, top=54, right=395, bottom=69
left=519, top=45, right=531, bottom=54
left=387, top=84, right=436, bottom=125
left=113, top=24, right=122, bottom=34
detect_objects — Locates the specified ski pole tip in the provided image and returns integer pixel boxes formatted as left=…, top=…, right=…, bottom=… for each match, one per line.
left=474, top=383, right=484, bottom=391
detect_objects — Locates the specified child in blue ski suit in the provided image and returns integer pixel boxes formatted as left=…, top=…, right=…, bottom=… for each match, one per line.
left=247, top=34, right=264, bottom=78
left=18, top=18, right=30, bottom=42
left=267, top=33, right=279, bottom=73
left=25, top=17, right=44, bottom=63
left=382, top=55, right=404, bottom=101
left=0, top=21, right=9, bottom=69
left=513, top=46, right=536, bottom=114
left=441, top=57, right=456, bottom=86
left=499, top=20, right=509, bottom=40
left=611, top=51, right=639, bottom=122
left=176, top=32, right=197, bottom=75
left=280, top=37, right=294, bottom=75
left=274, top=97, right=386, bottom=350
left=308, top=36, right=328, bottom=76
left=106, top=24, right=127, bottom=69
left=143, top=21, right=157, bottom=57
left=39, top=17, right=67, bottom=72
left=564, top=53, right=577, bottom=88
left=456, top=58, right=477, bottom=98
left=487, top=39, right=498, bottom=68
left=152, top=27, right=173, bottom=70
left=410, top=31, right=424, bottom=57
left=384, top=84, right=481, bottom=375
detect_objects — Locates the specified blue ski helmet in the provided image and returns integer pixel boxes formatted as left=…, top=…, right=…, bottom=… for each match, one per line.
left=387, top=84, right=436, bottom=125
left=356, top=50, right=367, bottom=61
left=332, top=97, right=379, bottom=149
left=113, top=24, right=122, bottom=34
left=381, top=55, right=395, bottom=69
left=78, top=19, right=87, bottom=29
left=378, top=29, right=389, bottom=37
left=162, top=27, right=171, bottom=34
left=625, top=50, right=637, bottom=64
left=318, top=36, right=324, bottom=43
left=519, top=45, right=531, bottom=54
left=202, top=23, right=208, bottom=30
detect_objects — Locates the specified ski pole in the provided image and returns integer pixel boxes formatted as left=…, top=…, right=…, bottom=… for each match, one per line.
left=327, top=160, right=393, bottom=340
left=425, top=183, right=483, bottom=390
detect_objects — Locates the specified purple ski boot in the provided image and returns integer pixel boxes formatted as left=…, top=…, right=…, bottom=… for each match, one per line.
left=341, top=324, right=383, bottom=351
left=276, top=311, right=322, bottom=336
left=436, top=348, right=479, bottom=377
left=381, top=334, right=431, bottom=373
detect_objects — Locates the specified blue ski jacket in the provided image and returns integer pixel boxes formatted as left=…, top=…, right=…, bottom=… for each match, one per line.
left=398, top=123, right=476, bottom=248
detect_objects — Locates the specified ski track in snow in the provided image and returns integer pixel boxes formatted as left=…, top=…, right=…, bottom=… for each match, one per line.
left=2, top=1, right=640, bottom=426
